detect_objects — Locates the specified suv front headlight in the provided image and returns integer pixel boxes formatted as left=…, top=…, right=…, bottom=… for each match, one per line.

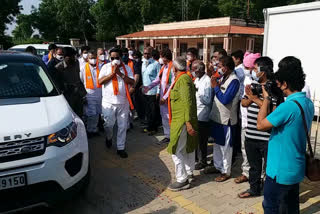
left=47, top=121, right=77, bottom=147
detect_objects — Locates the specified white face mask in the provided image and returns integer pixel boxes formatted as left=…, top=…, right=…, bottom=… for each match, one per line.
left=111, top=59, right=121, bottom=66
left=89, top=59, right=96, bottom=65
left=128, top=50, right=133, bottom=55
left=82, top=53, right=88, bottom=59
left=244, top=69, right=251, bottom=76
left=159, top=58, right=164, bottom=65
left=99, top=55, right=105, bottom=61
left=187, top=55, right=192, bottom=61
left=56, top=55, right=64, bottom=61
left=217, top=68, right=224, bottom=76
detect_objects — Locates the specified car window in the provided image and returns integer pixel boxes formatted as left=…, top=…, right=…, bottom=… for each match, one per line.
left=0, top=62, right=58, bottom=99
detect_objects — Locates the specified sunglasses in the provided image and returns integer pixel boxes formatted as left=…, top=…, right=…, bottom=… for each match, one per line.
left=111, top=57, right=120, bottom=60
left=143, top=52, right=151, bottom=55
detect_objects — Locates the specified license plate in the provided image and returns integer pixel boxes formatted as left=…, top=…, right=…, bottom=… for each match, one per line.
left=0, top=173, right=27, bottom=190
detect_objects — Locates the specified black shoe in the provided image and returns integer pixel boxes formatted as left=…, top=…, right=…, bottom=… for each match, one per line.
left=105, top=138, right=112, bottom=148
left=117, top=150, right=128, bottom=158
left=187, top=174, right=195, bottom=183
left=156, top=137, right=170, bottom=145
left=168, top=181, right=190, bottom=191
left=195, top=162, right=207, bottom=170
left=130, top=123, right=134, bottom=129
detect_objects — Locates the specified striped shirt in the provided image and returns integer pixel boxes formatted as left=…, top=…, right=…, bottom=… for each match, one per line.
left=245, top=96, right=277, bottom=142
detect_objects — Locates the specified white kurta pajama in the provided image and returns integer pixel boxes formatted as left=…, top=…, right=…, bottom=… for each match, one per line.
left=99, top=63, right=133, bottom=150
left=80, top=64, right=102, bottom=133
left=172, top=125, right=195, bottom=183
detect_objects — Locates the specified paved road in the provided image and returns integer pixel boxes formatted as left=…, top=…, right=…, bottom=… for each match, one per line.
left=25, top=122, right=320, bottom=214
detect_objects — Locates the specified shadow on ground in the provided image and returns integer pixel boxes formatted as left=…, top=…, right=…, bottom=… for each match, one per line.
left=24, top=122, right=172, bottom=214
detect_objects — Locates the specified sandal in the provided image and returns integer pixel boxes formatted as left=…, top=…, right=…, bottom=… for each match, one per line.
left=238, top=189, right=259, bottom=198
left=234, top=175, right=249, bottom=184
left=215, top=174, right=230, bottom=182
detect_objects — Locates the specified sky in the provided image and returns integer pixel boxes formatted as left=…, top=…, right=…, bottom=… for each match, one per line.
left=6, top=0, right=41, bottom=35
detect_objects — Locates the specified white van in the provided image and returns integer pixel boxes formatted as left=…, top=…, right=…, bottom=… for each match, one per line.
left=8, top=44, right=76, bottom=58
left=0, top=51, right=90, bottom=212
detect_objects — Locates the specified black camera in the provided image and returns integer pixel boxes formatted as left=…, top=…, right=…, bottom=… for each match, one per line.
left=251, top=81, right=276, bottom=96
left=251, top=81, right=284, bottom=104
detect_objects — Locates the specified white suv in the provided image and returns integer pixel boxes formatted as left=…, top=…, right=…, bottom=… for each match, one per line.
left=0, top=51, right=90, bottom=213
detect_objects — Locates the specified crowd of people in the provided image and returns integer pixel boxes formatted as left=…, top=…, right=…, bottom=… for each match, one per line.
left=26, top=43, right=314, bottom=213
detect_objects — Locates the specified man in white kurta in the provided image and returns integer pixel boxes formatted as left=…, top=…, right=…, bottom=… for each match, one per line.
left=193, top=60, right=212, bottom=170
left=98, top=49, right=134, bottom=158
left=143, top=49, right=175, bottom=144
left=80, top=52, right=102, bottom=136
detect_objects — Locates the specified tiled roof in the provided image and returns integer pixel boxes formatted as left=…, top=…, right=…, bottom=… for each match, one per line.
left=117, top=25, right=264, bottom=39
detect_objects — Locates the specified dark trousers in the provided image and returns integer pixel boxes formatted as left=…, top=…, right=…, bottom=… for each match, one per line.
left=195, top=121, right=209, bottom=164
left=233, top=101, right=242, bottom=156
left=144, top=95, right=160, bottom=131
left=134, top=88, right=145, bottom=120
left=263, top=176, right=300, bottom=214
left=245, top=138, right=268, bottom=194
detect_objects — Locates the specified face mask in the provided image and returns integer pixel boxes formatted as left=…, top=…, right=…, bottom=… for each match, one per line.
left=252, top=71, right=261, bottom=82
left=111, top=59, right=121, bottom=66
left=187, top=55, right=192, bottom=61
left=159, top=58, right=164, bottom=65
left=217, top=68, right=224, bottom=76
left=89, top=59, right=96, bottom=65
left=122, top=55, right=129, bottom=63
left=99, top=55, right=105, bottom=61
left=56, top=55, right=64, bottom=61
left=134, top=58, right=139, bottom=62
left=82, top=53, right=88, bottom=59
left=244, top=69, right=251, bottom=77
left=128, top=50, right=133, bottom=55
left=191, top=71, right=196, bottom=77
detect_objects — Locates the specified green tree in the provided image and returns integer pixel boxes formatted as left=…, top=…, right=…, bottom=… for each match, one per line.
left=12, top=14, right=34, bottom=42
left=0, top=0, right=21, bottom=48
left=32, top=0, right=95, bottom=43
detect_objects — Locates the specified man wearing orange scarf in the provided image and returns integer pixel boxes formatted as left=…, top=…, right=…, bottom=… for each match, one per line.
left=80, top=51, right=102, bottom=137
left=98, top=48, right=135, bottom=158
left=143, top=48, right=174, bottom=144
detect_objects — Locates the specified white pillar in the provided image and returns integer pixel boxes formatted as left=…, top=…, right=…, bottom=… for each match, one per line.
left=203, top=37, right=210, bottom=65
left=173, top=38, right=179, bottom=60
left=223, top=37, right=232, bottom=55
left=246, top=38, right=255, bottom=52
left=117, top=39, right=121, bottom=46
left=125, top=39, right=130, bottom=48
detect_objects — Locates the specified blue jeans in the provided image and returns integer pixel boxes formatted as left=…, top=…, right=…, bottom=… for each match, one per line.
left=263, top=176, right=300, bottom=214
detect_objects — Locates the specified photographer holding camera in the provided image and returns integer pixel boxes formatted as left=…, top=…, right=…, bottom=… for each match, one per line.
left=238, top=57, right=283, bottom=198
left=257, top=56, right=314, bottom=214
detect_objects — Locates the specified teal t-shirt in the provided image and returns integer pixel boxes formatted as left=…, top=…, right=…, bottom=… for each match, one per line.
left=266, top=92, right=314, bottom=185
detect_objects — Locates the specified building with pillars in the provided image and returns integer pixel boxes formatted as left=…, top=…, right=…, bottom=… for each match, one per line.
left=116, top=17, right=264, bottom=65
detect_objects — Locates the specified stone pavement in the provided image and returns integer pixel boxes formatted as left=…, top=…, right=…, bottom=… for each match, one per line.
left=35, top=122, right=320, bottom=214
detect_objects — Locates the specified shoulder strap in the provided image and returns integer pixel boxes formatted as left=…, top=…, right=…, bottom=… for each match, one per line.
left=293, top=100, right=314, bottom=158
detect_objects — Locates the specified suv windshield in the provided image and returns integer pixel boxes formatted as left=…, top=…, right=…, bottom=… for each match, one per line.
left=0, top=62, right=58, bottom=99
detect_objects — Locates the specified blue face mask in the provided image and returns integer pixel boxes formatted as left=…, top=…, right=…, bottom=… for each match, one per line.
left=252, top=71, right=260, bottom=82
